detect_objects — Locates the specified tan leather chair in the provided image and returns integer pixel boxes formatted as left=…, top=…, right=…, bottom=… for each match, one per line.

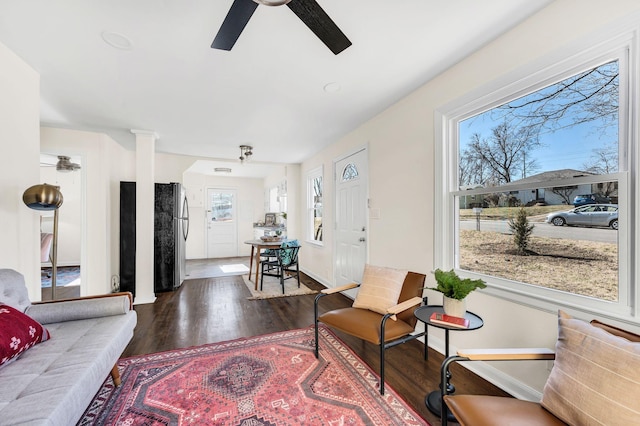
left=314, top=271, right=426, bottom=394
left=441, top=317, right=640, bottom=426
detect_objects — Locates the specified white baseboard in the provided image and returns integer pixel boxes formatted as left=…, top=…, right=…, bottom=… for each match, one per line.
left=133, top=295, right=156, bottom=305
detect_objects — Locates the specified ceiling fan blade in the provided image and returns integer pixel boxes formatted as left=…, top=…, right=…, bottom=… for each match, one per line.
left=286, top=0, right=351, bottom=55
left=212, top=0, right=259, bottom=51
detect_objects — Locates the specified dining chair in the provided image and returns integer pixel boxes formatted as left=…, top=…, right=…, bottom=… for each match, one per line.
left=260, top=240, right=301, bottom=294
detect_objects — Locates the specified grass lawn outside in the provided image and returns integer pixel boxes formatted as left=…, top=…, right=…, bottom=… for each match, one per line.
left=459, top=224, right=618, bottom=301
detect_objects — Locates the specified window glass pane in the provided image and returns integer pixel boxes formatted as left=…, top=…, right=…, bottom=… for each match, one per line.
left=341, top=163, right=358, bottom=182
left=313, top=176, right=323, bottom=241
left=457, top=61, right=620, bottom=301
left=210, top=192, right=234, bottom=222
left=460, top=61, right=618, bottom=187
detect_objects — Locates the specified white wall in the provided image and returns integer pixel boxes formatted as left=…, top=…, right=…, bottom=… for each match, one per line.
left=0, top=41, right=41, bottom=299
left=299, top=0, right=640, bottom=398
left=183, top=172, right=265, bottom=259
left=41, top=127, right=133, bottom=296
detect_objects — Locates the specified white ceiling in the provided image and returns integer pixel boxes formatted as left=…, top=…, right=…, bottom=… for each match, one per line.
left=0, top=0, right=553, bottom=176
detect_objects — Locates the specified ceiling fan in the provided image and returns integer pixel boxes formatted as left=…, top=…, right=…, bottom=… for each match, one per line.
left=212, top=0, right=351, bottom=55
left=41, top=155, right=82, bottom=173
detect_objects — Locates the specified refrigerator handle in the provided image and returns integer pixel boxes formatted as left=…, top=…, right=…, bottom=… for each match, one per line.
left=182, top=196, right=190, bottom=240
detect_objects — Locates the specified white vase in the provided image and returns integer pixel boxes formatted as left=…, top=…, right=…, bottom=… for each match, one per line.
left=443, top=296, right=466, bottom=317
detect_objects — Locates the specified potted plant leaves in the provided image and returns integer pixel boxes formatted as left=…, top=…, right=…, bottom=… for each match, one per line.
left=428, top=268, right=486, bottom=317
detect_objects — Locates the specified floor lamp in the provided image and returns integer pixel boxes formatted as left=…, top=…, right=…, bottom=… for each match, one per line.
left=23, top=184, right=64, bottom=299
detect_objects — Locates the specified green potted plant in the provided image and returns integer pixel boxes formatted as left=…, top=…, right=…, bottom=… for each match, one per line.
left=428, top=269, right=486, bottom=317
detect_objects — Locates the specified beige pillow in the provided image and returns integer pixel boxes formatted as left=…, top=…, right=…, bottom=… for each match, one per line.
left=541, top=311, right=640, bottom=426
left=352, top=264, right=408, bottom=319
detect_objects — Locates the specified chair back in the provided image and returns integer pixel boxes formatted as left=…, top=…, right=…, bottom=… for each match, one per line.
left=278, top=241, right=300, bottom=267
left=396, top=271, right=426, bottom=327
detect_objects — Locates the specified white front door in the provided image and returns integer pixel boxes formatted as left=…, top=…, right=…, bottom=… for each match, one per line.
left=206, top=188, right=238, bottom=258
left=334, top=148, right=368, bottom=295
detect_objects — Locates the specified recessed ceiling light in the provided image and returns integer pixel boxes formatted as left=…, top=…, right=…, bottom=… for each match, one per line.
left=101, top=31, right=133, bottom=50
left=323, top=82, right=341, bottom=93
left=214, top=167, right=232, bottom=173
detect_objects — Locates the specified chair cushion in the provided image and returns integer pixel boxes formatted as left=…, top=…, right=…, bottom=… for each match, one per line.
left=0, top=304, right=50, bottom=367
left=541, top=310, right=640, bottom=426
left=444, top=395, right=566, bottom=426
left=279, top=240, right=299, bottom=266
left=318, top=307, right=414, bottom=345
left=352, top=264, right=407, bottom=318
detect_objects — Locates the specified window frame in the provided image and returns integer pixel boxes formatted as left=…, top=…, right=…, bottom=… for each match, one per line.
left=434, top=23, right=639, bottom=323
left=307, top=166, right=323, bottom=246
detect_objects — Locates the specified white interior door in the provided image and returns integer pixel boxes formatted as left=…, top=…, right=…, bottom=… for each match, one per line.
left=334, top=148, right=368, bottom=295
left=206, top=188, right=238, bottom=258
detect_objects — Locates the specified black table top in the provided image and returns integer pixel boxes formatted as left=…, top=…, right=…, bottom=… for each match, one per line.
left=414, top=305, right=483, bottom=331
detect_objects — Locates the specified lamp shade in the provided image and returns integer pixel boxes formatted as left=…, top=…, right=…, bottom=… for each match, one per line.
left=22, top=184, right=63, bottom=211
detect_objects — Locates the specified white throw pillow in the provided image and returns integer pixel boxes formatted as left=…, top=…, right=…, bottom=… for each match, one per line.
left=352, top=264, right=408, bottom=319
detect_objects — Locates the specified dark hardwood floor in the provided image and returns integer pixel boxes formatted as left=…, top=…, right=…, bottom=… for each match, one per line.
left=123, top=261, right=510, bottom=425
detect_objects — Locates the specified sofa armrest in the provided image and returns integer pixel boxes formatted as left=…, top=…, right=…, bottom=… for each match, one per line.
left=26, top=293, right=133, bottom=324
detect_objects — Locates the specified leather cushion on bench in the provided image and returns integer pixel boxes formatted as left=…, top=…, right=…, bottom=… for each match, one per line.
left=444, top=395, right=567, bottom=426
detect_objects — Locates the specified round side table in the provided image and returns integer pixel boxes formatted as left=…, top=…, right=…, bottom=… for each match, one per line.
left=414, top=305, right=484, bottom=421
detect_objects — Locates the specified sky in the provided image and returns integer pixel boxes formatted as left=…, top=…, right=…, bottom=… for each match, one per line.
left=460, top=113, right=617, bottom=175
left=459, top=60, right=619, bottom=182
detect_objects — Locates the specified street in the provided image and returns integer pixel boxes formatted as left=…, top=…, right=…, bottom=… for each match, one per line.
left=460, top=219, right=618, bottom=244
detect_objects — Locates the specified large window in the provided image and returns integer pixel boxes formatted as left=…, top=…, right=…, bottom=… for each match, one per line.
left=307, top=167, right=323, bottom=244
left=436, top=28, right=637, bottom=320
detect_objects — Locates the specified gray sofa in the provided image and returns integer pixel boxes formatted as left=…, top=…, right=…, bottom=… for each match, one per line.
left=0, top=269, right=137, bottom=425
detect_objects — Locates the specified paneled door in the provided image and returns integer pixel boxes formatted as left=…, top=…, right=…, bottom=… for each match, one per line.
left=206, top=188, right=238, bottom=258
left=334, top=148, right=368, bottom=296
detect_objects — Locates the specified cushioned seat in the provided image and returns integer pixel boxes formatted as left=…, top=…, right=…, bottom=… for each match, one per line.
left=318, top=307, right=416, bottom=344
left=444, top=395, right=567, bottom=426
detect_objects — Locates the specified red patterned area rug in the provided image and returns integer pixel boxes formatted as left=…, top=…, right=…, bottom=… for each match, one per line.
left=79, top=326, right=429, bottom=426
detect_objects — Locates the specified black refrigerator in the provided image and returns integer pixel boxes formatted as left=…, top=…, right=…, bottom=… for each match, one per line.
left=119, top=182, right=189, bottom=295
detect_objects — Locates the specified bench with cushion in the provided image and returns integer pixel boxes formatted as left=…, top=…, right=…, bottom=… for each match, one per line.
left=441, top=310, right=640, bottom=426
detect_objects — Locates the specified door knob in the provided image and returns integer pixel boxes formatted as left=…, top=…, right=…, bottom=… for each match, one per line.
left=359, top=237, right=366, bottom=242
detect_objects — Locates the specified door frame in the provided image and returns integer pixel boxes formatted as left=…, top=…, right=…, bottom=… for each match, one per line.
left=332, top=144, right=369, bottom=291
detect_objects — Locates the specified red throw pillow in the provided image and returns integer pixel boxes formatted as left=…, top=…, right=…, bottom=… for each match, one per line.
left=0, top=304, right=50, bottom=367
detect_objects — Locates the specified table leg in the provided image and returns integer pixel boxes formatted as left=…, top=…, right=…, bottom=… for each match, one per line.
left=254, top=245, right=264, bottom=291
left=248, top=245, right=255, bottom=282
left=426, top=329, right=456, bottom=421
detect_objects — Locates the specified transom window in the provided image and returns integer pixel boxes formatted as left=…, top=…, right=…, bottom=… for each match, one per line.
left=435, top=27, right=637, bottom=320
left=341, top=163, right=358, bottom=181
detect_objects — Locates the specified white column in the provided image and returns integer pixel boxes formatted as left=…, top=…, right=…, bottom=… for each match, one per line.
left=131, top=129, right=157, bottom=305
